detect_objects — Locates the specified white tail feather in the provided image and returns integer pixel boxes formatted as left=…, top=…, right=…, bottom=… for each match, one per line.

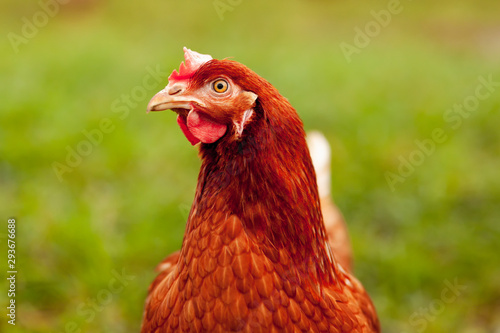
left=306, top=131, right=331, bottom=198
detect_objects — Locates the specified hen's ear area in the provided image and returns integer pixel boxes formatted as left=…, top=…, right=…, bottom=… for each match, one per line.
left=234, top=91, right=258, bottom=137
left=169, top=47, right=213, bottom=82
left=240, top=90, right=258, bottom=106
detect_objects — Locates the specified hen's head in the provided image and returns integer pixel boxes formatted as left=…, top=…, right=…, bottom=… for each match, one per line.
left=148, top=47, right=268, bottom=146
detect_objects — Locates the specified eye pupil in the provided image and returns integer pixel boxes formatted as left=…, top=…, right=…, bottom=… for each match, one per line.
left=217, top=83, right=224, bottom=90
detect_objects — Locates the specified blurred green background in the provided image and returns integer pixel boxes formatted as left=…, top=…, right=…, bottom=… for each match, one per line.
left=1, top=0, right=499, bottom=332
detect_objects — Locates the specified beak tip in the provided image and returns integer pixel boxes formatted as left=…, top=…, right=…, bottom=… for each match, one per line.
left=146, top=87, right=191, bottom=113
left=146, top=95, right=161, bottom=112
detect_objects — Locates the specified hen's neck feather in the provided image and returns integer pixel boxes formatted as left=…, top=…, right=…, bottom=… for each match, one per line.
left=187, top=68, right=338, bottom=286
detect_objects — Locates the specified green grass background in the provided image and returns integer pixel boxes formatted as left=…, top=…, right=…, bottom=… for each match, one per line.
left=1, top=0, right=499, bottom=332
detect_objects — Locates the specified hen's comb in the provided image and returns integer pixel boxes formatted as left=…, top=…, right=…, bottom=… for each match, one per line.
left=168, top=47, right=213, bottom=82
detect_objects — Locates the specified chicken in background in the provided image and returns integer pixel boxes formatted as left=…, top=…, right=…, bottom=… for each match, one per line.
left=142, top=48, right=379, bottom=332
left=307, top=131, right=353, bottom=273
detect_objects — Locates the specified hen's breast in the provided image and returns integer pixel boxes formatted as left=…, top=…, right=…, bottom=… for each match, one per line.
left=142, top=214, right=377, bottom=332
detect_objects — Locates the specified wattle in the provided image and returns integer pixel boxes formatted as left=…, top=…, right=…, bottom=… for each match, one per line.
left=177, top=111, right=227, bottom=145
left=177, top=114, right=201, bottom=145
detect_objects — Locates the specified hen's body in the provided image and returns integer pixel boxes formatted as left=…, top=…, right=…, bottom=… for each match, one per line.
left=142, top=49, right=379, bottom=332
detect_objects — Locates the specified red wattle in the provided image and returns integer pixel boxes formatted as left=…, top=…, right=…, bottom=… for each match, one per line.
left=177, top=115, right=200, bottom=145
left=187, top=111, right=227, bottom=144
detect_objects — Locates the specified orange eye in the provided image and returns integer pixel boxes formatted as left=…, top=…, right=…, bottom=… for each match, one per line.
left=212, top=79, right=229, bottom=93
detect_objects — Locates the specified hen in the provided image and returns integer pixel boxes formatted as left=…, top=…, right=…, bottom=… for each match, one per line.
left=142, top=48, right=379, bottom=332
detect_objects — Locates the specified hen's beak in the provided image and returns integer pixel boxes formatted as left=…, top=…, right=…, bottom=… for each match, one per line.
left=147, top=84, right=192, bottom=112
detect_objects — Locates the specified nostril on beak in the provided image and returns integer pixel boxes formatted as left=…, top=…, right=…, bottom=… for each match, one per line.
left=168, top=84, right=183, bottom=95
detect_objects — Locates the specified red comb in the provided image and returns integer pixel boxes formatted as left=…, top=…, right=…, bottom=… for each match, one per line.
left=168, top=47, right=213, bottom=82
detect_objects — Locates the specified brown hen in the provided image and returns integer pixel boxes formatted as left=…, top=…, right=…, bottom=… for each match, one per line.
left=142, top=48, right=379, bottom=332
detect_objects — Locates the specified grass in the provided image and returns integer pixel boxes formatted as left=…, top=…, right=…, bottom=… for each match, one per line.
left=1, top=0, right=499, bottom=332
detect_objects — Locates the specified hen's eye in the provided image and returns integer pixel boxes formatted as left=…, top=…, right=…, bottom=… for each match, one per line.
left=212, top=79, right=229, bottom=93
